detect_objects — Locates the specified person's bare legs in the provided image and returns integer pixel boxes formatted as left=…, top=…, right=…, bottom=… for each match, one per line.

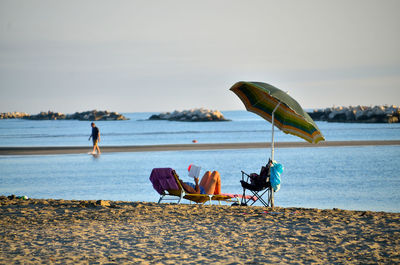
left=92, top=141, right=97, bottom=154
left=92, top=140, right=101, bottom=154
left=212, top=171, right=221, bottom=194
left=200, top=171, right=211, bottom=188
left=95, top=141, right=101, bottom=154
left=200, top=171, right=221, bottom=195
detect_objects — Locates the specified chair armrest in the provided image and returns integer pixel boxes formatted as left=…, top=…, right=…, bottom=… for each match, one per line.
left=241, top=171, right=250, bottom=182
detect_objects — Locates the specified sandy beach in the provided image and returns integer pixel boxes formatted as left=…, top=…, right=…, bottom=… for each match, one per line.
left=1, top=197, right=399, bottom=264
left=1, top=140, right=400, bottom=155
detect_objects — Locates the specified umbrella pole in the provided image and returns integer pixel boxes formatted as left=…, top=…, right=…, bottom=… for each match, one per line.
left=270, top=102, right=281, bottom=161
left=270, top=102, right=280, bottom=208
left=271, top=114, right=275, bottom=161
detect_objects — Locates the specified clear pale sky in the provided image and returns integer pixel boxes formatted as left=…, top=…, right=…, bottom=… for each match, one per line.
left=1, top=0, right=399, bottom=113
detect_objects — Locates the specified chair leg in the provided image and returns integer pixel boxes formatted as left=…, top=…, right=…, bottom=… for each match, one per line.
left=241, top=185, right=249, bottom=205
left=260, top=190, right=270, bottom=207
left=241, top=172, right=249, bottom=205
left=249, top=189, right=270, bottom=207
left=241, top=190, right=245, bottom=205
left=241, top=191, right=250, bottom=206
left=177, top=193, right=184, bottom=204
left=268, top=187, right=273, bottom=207
left=249, top=191, right=259, bottom=206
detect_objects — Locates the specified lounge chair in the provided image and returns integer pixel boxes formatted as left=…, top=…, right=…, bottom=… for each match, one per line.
left=240, top=160, right=272, bottom=207
left=149, top=168, right=254, bottom=205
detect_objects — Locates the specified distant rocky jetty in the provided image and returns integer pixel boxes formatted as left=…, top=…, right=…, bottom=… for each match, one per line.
left=0, top=110, right=128, bottom=121
left=149, top=108, right=230, bottom=122
left=308, top=105, right=399, bottom=123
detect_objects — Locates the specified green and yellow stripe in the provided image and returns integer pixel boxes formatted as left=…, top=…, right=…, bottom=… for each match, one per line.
left=230, top=81, right=325, bottom=144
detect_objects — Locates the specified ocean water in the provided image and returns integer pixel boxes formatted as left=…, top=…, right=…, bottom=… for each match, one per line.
left=1, top=111, right=400, bottom=147
left=1, top=111, right=400, bottom=212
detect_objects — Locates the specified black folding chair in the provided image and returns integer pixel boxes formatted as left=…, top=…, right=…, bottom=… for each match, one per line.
left=240, top=160, right=272, bottom=207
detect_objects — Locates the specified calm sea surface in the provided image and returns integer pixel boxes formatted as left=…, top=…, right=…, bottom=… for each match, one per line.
left=1, top=111, right=399, bottom=212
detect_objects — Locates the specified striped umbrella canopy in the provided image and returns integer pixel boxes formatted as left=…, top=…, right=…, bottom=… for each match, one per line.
left=230, top=81, right=325, bottom=146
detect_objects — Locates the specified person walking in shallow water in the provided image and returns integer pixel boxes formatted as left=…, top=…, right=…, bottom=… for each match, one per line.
left=88, top=122, right=101, bottom=154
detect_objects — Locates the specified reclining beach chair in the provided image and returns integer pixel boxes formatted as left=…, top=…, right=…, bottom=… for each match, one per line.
left=240, top=160, right=272, bottom=207
left=149, top=168, right=253, bottom=205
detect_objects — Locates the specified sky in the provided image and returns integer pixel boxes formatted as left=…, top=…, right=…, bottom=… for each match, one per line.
left=0, top=0, right=399, bottom=113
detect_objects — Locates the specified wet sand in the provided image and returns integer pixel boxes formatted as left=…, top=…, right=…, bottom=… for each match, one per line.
left=1, top=197, right=399, bottom=264
left=1, top=140, right=399, bottom=155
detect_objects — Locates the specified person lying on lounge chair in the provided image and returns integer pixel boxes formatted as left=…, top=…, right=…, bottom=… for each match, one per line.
left=178, top=171, right=221, bottom=195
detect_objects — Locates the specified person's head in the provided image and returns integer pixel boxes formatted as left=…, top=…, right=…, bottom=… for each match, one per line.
left=91, top=122, right=95, bottom=127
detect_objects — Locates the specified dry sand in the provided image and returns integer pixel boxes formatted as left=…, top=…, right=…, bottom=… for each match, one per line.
left=1, top=197, right=399, bottom=264
left=1, top=140, right=400, bottom=155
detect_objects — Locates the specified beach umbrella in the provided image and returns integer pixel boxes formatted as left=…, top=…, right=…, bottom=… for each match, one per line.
left=230, top=81, right=325, bottom=206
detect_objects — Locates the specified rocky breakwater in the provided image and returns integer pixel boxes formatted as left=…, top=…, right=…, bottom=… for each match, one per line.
left=65, top=110, right=128, bottom=121
left=308, top=105, right=399, bottom=123
left=23, top=111, right=67, bottom=120
left=149, top=108, right=230, bottom=122
left=1, top=110, right=128, bottom=121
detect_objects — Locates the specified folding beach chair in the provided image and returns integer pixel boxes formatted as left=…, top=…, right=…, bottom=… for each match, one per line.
left=240, top=160, right=272, bottom=207
left=149, top=168, right=252, bottom=205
